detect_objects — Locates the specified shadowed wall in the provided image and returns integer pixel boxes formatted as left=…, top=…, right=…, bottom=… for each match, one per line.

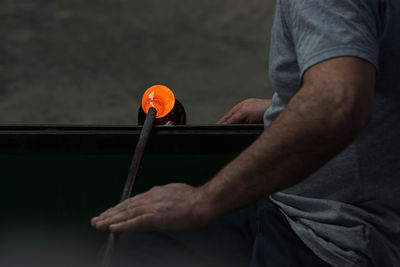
left=0, top=0, right=275, bottom=124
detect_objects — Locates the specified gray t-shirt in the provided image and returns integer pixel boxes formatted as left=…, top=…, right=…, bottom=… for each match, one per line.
left=264, top=0, right=400, bottom=266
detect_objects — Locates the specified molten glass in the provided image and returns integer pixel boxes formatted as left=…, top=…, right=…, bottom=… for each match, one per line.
left=142, top=85, right=176, bottom=118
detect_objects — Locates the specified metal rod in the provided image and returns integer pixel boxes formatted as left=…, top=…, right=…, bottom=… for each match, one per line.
left=101, top=107, right=157, bottom=267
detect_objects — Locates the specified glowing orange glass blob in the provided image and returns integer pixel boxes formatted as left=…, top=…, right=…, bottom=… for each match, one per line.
left=142, top=85, right=176, bottom=118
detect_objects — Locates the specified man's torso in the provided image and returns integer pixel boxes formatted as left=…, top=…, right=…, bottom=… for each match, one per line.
left=265, top=0, right=400, bottom=266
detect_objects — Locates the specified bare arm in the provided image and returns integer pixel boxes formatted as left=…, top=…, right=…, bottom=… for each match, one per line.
left=92, top=57, right=376, bottom=232
left=198, top=57, right=376, bottom=221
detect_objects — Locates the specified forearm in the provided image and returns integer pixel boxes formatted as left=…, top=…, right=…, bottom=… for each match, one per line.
left=197, top=82, right=372, bottom=222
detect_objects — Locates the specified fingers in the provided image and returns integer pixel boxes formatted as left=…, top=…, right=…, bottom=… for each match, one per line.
left=109, top=214, right=155, bottom=233
left=92, top=205, right=127, bottom=225
left=217, top=110, right=244, bottom=124
left=217, top=103, right=243, bottom=124
left=217, top=112, right=234, bottom=125
left=217, top=98, right=272, bottom=124
left=91, top=194, right=146, bottom=226
left=217, top=114, right=235, bottom=124
left=218, top=112, right=244, bottom=125
left=93, top=206, right=148, bottom=231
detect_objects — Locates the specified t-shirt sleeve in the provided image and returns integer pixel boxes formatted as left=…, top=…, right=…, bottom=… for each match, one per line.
left=284, top=0, right=381, bottom=78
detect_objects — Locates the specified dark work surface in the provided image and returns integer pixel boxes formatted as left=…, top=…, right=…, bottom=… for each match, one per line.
left=0, top=125, right=263, bottom=266
left=0, top=124, right=264, bottom=153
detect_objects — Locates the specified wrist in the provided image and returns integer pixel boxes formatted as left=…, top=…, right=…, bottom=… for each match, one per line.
left=192, top=184, right=220, bottom=227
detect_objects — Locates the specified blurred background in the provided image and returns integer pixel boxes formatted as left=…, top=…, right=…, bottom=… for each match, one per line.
left=0, top=0, right=275, bottom=125
left=1, top=1, right=276, bottom=265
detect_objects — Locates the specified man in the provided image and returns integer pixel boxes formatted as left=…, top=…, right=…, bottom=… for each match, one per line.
left=92, top=0, right=400, bottom=266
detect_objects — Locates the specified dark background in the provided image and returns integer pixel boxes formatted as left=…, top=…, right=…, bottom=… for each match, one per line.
left=0, top=0, right=275, bottom=125
left=1, top=2, right=275, bottom=265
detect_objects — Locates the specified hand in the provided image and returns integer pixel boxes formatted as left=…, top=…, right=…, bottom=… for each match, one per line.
left=91, top=183, right=212, bottom=233
left=217, top=98, right=271, bottom=124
